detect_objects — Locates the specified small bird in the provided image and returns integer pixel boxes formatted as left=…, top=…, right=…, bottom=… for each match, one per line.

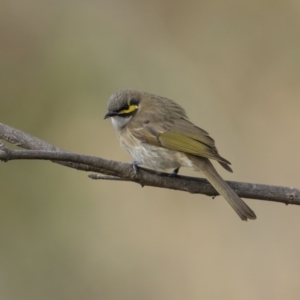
left=104, top=89, right=256, bottom=220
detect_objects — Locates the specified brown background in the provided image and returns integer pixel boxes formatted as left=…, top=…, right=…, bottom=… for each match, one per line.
left=1, top=1, right=300, bottom=299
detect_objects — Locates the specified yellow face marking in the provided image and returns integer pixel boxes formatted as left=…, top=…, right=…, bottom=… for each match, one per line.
left=120, top=104, right=138, bottom=114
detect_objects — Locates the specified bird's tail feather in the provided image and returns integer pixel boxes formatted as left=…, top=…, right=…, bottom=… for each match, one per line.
left=189, top=156, right=256, bottom=221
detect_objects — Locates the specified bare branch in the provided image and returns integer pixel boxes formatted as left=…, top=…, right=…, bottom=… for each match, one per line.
left=88, top=174, right=125, bottom=181
left=0, top=122, right=299, bottom=205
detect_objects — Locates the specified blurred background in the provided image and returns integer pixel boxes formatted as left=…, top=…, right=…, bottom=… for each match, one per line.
left=1, top=1, right=300, bottom=299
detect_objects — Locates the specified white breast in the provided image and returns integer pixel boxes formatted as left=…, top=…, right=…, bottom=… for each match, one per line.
left=118, top=128, right=194, bottom=171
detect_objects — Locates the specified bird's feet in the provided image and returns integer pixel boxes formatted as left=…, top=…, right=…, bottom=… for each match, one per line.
left=169, top=167, right=180, bottom=177
left=130, top=161, right=142, bottom=175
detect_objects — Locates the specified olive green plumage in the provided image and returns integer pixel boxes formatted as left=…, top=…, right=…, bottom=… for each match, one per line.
left=105, top=89, right=256, bottom=220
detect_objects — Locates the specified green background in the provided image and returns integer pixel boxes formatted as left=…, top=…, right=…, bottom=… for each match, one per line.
left=1, top=1, right=300, bottom=299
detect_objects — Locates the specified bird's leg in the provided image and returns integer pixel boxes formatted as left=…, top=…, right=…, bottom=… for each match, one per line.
left=130, top=161, right=142, bottom=174
left=169, top=167, right=180, bottom=177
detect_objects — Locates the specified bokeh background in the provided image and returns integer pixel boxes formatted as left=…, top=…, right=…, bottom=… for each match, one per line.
left=1, top=1, right=300, bottom=299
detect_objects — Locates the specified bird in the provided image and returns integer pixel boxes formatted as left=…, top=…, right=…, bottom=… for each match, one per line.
left=104, top=89, right=256, bottom=221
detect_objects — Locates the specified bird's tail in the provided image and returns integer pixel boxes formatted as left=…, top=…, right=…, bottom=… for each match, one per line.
left=189, top=156, right=256, bottom=221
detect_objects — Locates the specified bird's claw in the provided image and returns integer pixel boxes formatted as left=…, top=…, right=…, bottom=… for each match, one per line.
left=130, top=161, right=142, bottom=175
left=169, top=167, right=180, bottom=177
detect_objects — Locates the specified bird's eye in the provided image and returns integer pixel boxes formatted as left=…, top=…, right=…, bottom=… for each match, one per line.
left=130, top=98, right=139, bottom=106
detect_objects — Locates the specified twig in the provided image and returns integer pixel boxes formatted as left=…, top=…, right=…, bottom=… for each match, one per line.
left=88, top=174, right=124, bottom=180
left=0, top=122, right=299, bottom=205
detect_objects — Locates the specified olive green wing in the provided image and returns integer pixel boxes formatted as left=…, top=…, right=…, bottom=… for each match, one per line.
left=130, top=117, right=232, bottom=172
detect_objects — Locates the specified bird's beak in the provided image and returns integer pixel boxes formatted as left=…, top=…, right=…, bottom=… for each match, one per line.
left=104, top=111, right=117, bottom=119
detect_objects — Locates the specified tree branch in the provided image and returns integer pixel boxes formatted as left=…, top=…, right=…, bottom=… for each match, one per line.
left=0, top=122, right=299, bottom=205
